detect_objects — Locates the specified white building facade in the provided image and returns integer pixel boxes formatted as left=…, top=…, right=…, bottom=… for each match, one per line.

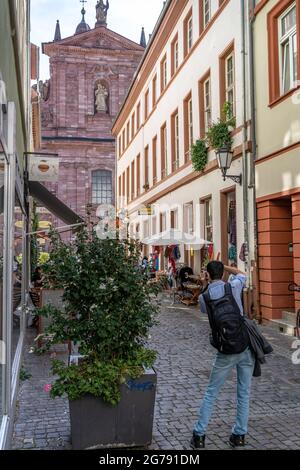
left=113, top=0, right=256, bottom=306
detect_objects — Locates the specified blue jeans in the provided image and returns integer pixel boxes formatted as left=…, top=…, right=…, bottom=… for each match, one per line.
left=194, top=347, right=255, bottom=436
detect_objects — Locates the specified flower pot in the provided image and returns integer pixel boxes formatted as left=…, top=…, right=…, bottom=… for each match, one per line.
left=69, top=367, right=157, bottom=449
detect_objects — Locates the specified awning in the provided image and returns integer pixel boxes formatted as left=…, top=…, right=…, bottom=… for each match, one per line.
left=28, top=181, right=84, bottom=226
left=142, top=229, right=213, bottom=247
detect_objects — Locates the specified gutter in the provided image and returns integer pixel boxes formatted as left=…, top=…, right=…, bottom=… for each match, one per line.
left=112, top=0, right=173, bottom=133
left=8, top=0, right=29, bottom=151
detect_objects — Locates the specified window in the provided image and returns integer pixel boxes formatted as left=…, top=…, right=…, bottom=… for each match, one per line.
left=267, top=1, right=299, bottom=103
left=184, top=9, right=193, bottom=57
left=184, top=93, right=193, bottom=162
left=184, top=203, right=194, bottom=234
left=136, top=154, right=141, bottom=196
left=92, top=170, right=113, bottom=205
left=131, top=160, right=135, bottom=200
left=126, top=167, right=130, bottom=203
left=152, top=216, right=157, bottom=235
left=122, top=172, right=125, bottom=199
left=171, top=110, right=180, bottom=172
left=279, top=3, right=297, bottom=94
left=152, top=135, right=157, bottom=185
left=118, top=175, right=122, bottom=198
left=122, top=129, right=125, bottom=152
left=171, top=34, right=179, bottom=76
left=204, top=77, right=211, bottom=132
left=161, top=123, right=168, bottom=179
left=170, top=209, right=178, bottom=229
left=131, top=112, right=135, bottom=139
left=160, top=213, right=167, bottom=232
left=204, top=198, right=213, bottom=242
left=144, top=146, right=149, bottom=190
left=160, top=55, right=167, bottom=92
left=152, top=74, right=157, bottom=107
left=219, top=42, right=235, bottom=116
left=225, top=54, right=235, bottom=117
left=126, top=121, right=130, bottom=146
left=199, top=71, right=211, bottom=137
left=137, top=102, right=141, bottom=129
left=203, top=0, right=211, bottom=28
left=118, top=136, right=122, bottom=157
left=144, top=88, right=149, bottom=120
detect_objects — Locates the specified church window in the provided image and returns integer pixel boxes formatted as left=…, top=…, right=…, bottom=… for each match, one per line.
left=92, top=170, right=113, bottom=204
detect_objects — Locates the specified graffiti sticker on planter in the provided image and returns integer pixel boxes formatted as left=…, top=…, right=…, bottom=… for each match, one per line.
left=126, top=379, right=155, bottom=391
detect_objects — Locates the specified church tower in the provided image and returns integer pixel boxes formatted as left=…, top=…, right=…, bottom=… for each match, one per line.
left=40, top=1, right=145, bottom=225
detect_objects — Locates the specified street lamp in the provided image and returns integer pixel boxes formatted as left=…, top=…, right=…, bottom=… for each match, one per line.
left=216, top=146, right=242, bottom=185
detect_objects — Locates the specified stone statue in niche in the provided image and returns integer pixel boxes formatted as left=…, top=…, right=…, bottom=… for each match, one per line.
left=95, top=83, right=109, bottom=113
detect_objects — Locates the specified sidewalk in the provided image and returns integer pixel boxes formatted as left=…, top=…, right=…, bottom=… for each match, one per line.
left=12, top=297, right=300, bottom=450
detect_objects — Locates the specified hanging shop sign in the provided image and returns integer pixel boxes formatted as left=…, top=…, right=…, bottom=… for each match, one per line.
left=28, top=153, right=59, bottom=182
left=138, top=205, right=153, bottom=216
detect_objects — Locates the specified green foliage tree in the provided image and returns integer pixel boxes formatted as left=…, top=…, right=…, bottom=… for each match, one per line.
left=38, top=227, right=159, bottom=405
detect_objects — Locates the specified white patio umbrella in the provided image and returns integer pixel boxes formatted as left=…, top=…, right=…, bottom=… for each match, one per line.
left=142, top=228, right=212, bottom=247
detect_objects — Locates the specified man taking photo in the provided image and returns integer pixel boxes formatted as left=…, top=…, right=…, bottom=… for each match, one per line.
left=191, top=261, right=254, bottom=450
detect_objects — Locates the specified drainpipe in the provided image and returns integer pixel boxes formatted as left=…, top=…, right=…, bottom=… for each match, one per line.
left=248, top=0, right=261, bottom=322
left=241, top=0, right=250, bottom=285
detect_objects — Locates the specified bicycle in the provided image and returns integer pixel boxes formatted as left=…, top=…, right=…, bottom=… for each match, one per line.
left=288, top=283, right=300, bottom=338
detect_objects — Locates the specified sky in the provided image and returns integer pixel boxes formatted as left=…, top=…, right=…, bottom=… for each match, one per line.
left=30, top=0, right=165, bottom=80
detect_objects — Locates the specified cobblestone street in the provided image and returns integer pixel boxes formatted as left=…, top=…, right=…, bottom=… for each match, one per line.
left=12, top=296, right=300, bottom=450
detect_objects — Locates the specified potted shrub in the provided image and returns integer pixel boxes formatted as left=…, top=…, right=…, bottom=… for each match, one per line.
left=206, top=101, right=236, bottom=151
left=38, top=227, right=159, bottom=449
left=191, top=139, right=208, bottom=173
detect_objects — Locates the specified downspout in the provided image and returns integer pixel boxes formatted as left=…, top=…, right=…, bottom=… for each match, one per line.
left=248, top=0, right=261, bottom=322
left=8, top=0, right=28, bottom=151
left=241, top=0, right=250, bottom=284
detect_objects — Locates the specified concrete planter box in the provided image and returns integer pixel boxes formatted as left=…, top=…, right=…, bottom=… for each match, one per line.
left=69, top=368, right=157, bottom=450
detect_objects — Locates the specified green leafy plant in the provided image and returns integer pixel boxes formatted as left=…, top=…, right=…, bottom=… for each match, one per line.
left=206, top=101, right=236, bottom=151
left=19, top=366, right=32, bottom=381
left=30, top=201, right=39, bottom=274
left=191, top=139, right=208, bottom=173
left=38, top=227, right=159, bottom=405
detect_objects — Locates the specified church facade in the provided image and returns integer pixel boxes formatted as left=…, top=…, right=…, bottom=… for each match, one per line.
left=40, top=2, right=145, bottom=226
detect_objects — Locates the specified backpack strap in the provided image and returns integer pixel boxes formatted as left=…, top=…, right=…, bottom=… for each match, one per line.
left=224, top=282, right=233, bottom=296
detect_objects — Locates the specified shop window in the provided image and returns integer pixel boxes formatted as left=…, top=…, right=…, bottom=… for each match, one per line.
left=12, top=192, right=25, bottom=362
left=204, top=198, right=213, bottom=242
left=221, top=189, right=237, bottom=266
left=92, top=170, right=112, bottom=205
left=0, top=156, right=6, bottom=421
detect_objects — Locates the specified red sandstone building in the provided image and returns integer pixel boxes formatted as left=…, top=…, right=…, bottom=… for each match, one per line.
left=40, top=2, right=145, bottom=225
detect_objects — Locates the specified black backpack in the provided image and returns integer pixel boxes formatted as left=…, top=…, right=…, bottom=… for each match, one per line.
left=202, top=283, right=249, bottom=355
